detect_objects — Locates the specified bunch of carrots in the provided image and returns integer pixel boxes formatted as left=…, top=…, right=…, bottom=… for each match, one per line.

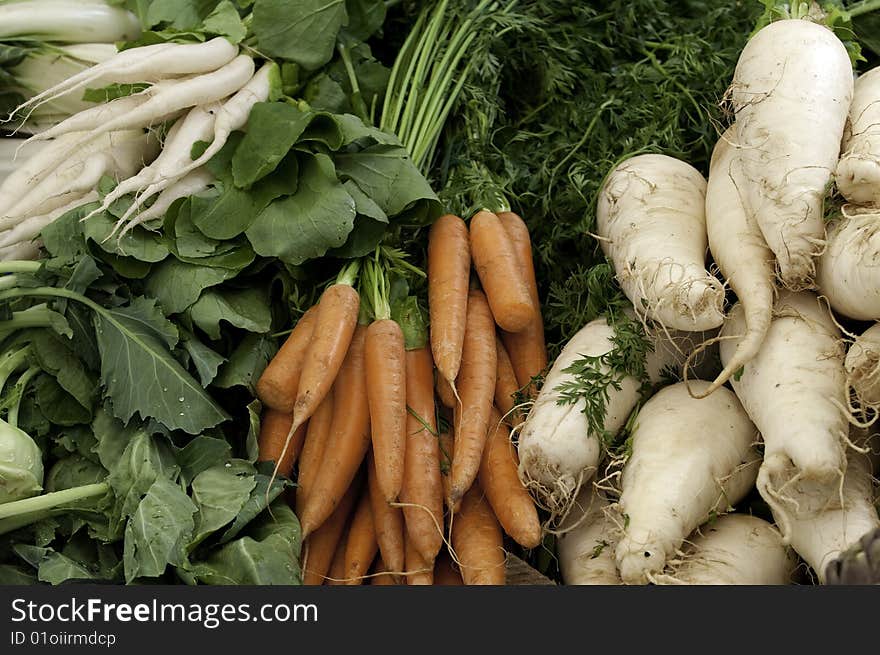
left=254, top=210, right=548, bottom=585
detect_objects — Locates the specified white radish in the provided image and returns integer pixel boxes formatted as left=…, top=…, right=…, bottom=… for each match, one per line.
left=0, top=1, right=141, bottom=43
left=115, top=168, right=215, bottom=239
left=720, top=290, right=848, bottom=541
left=83, top=104, right=220, bottom=228
left=653, top=514, right=797, bottom=585
left=815, top=208, right=880, bottom=320
left=845, top=322, right=880, bottom=411
left=731, top=18, right=853, bottom=290
left=0, top=129, right=157, bottom=228
left=0, top=132, right=86, bottom=215
left=558, top=485, right=621, bottom=585
left=140, top=62, right=276, bottom=196
left=596, top=153, right=724, bottom=332
left=0, top=191, right=99, bottom=250
left=12, top=37, right=239, bottom=121
left=701, top=127, right=776, bottom=395
left=0, top=241, right=41, bottom=262
left=836, top=66, right=880, bottom=205
left=517, top=316, right=715, bottom=515
left=25, top=55, right=255, bottom=148
left=21, top=78, right=185, bottom=145
left=614, top=381, right=760, bottom=585
left=782, top=447, right=879, bottom=583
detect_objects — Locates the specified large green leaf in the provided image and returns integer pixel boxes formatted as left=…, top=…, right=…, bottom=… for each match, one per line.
left=213, top=333, right=275, bottom=392
left=245, top=153, right=356, bottom=265
left=30, top=329, right=98, bottom=410
left=187, top=500, right=301, bottom=584
left=123, top=477, right=197, bottom=583
left=231, top=102, right=314, bottom=187
left=188, top=287, right=272, bottom=340
left=253, top=0, right=348, bottom=70
left=189, top=461, right=256, bottom=549
left=144, top=257, right=237, bottom=315
left=93, top=298, right=228, bottom=434
left=176, top=436, right=233, bottom=485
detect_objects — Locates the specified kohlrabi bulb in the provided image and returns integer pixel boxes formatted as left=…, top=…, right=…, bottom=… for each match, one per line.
left=0, top=419, right=43, bottom=504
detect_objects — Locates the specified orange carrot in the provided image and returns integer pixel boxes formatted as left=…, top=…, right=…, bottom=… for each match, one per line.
left=428, top=214, right=471, bottom=384
left=469, top=210, right=536, bottom=333
left=365, top=318, right=407, bottom=503
left=498, top=211, right=548, bottom=392
left=405, top=535, right=434, bottom=585
left=368, top=452, right=405, bottom=583
left=255, top=305, right=318, bottom=411
left=494, top=336, right=520, bottom=420
left=435, top=369, right=455, bottom=409
left=257, top=409, right=306, bottom=479
left=399, top=346, right=443, bottom=562
left=326, top=532, right=349, bottom=586
left=299, top=325, right=370, bottom=539
left=452, top=484, right=506, bottom=585
left=433, top=550, right=464, bottom=585
left=343, top=491, right=378, bottom=585
left=449, top=290, right=497, bottom=505
left=439, top=430, right=454, bottom=510
left=369, top=556, right=397, bottom=585
left=291, top=279, right=360, bottom=431
left=294, top=387, right=334, bottom=518
left=301, top=476, right=360, bottom=586
left=479, top=407, right=542, bottom=549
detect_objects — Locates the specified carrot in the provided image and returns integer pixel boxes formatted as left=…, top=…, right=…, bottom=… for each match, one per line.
left=255, top=304, right=318, bottom=411
left=449, top=290, right=497, bottom=505
left=428, top=214, right=471, bottom=384
left=479, top=407, right=542, bottom=548
left=256, top=409, right=306, bottom=479
left=435, top=370, right=456, bottom=409
left=369, top=556, right=397, bottom=585
left=469, top=210, right=537, bottom=333
left=494, top=336, right=520, bottom=420
left=439, top=430, right=454, bottom=510
left=368, top=452, right=405, bottom=583
left=399, top=346, right=444, bottom=562
left=498, top=211, right=548, bottom=392
left=301, top=476, right=360, bottom=586
left=291, top=267, right=361, bottom=431
left=433, top=550, right=464, bottom=585
left=405, top=535, right=434, bottom=585
left=365, top=317, right=407, bottom=502
left=451, top=484, right=506, bottom=585
left=326, top=532, right=349, bottom=586
left=294, top=387, right=334, bottom=518
left=299, top=324, right=371, bottom=539
left=343, top=491, right=378, bottom=585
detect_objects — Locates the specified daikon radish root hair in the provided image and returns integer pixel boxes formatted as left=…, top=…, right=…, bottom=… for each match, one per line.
left=816, top=208, right=880, bottom=321
left=845, top=322, right=880, bottom=416
left=517, top=315, right=712, bottom=520
left=720, top=291, right=849, bottom=540
left=780, top=445, right=879, bottom=583
left=557, top=484, right=622, bottom=585
left=836, top=66, right=880, bottom=205
left=698, top=127, right=775, bottom=396
left=614, top=381, right=760, bottom=584
left=730, top=18, right=852, bottom=290
left=653, top=514, right=797, bottom=585
left=596, top=153, right=724, bottom=332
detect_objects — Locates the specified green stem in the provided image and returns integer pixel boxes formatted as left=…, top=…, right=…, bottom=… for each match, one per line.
left=335, top=260, right=361, bottom=288
left=8, top=365, right=38, bottom=429
left=337, top=42, right=369, bottom=124
left=0, top=262, right=40, bottom=274
left=0, top=346, right=29, bottom=395
left=0, top=275, right=17, bottom=291
left=847, top=0, right=880, bottom=18
left=380, top=9, right=429, bottom=134
left=0, top=483, right=109, bottom=522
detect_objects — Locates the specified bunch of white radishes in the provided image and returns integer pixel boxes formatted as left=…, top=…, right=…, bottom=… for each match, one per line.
left=0, top=37, right=275, bottom=260
left=518, top=17, right=880, bottom=585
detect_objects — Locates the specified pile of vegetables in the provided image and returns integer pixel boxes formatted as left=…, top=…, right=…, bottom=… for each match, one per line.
left=1, top=0, right=879, bottom=586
